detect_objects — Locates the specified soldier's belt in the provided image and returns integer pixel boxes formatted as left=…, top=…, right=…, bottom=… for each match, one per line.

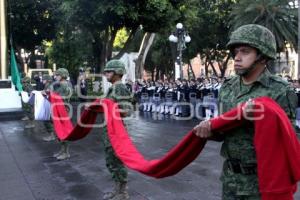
left=226, top=159, right=257, bottom=175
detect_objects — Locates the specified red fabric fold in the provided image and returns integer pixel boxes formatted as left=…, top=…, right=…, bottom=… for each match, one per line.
left=49, top=92, right=206, bottom=178
left=211, top=97, right=300, bottom=200
left=102, top=98, right=206, bottom=177
left=49, top=93, right=98, bottom=141
left=50, top=93, right=300, bottom=199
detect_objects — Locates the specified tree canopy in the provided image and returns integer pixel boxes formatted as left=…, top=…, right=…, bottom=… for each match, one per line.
left=8, top=0, right=298, bottom=79
left=230, top=0, right=298, bottom=52
left=9, top=0, right=59, bottom=51
left=55, top=0, right=186, bottom=71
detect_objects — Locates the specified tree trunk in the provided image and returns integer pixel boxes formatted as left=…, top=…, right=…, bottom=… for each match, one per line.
left=160, top=69, right=165, bottom=80
left=134, top=32, right=156, bottom=79
left=204, top=58, right=209, bottom=77
left=99, top=28, right=110, bottom=72
left=92, top=34, right=102, bottom=73
left=220, top=54, right=230, bottom=78
left=188, top=61, right=196, bottom=79
left=155, top=67, right=160, bottom=81
left=204, top=50, right=218, bottom=77
left=106, top=26, right=118, bottom=61
left=151, top=68, right=155, bottom=81
left=208, top=59, right=218, bottom=77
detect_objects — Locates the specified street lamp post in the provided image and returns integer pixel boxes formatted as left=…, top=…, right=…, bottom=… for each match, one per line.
left=169, top=23, right=191, bottom=79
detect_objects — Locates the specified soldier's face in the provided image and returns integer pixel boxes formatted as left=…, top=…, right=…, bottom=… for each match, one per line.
left=105, top=71, right=121, bottom=83
left=233, top=46, right=258, bottom=75
left=55, top=75, right=62, bottom=81
left=104, top=71, right=113, bottom=81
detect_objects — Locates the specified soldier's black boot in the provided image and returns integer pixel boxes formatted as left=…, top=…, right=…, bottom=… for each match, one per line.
left=110, top=182, right=129, bottom=200
left=56, top=142, right=70, bottom=160
left=103, top=182, right=119, bottom=200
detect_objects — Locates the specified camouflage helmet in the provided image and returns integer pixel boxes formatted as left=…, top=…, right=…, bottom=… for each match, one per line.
left=22, top=76, right=31, bottom=83
left=227, top=24, right=277, bottom=59
left=55, top=68, right=69, bottom=78
left=42, top=74, right=52, bottom=81
left=104, top=60, right=126, bottom=75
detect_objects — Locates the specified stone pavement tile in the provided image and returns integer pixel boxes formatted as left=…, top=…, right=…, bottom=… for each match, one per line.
left=0, top=193, right=34, bottom=200
left=0, top=178, right=34, bottom=200
left=0, top=114, right=299, bottom=200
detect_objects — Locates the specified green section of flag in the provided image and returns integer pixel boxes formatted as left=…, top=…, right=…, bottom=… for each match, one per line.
left=10, top=47, right=23, bottom=91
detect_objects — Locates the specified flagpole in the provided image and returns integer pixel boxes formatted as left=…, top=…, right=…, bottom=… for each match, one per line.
left=0, top=0, right=7, bottom=80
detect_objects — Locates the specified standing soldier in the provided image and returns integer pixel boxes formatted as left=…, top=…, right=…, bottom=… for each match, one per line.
left=41, top=74, right=56, bottom=142
left=101, top=60, right=132, bottom=200
left=52, top=68, right=73, bottom=160
left=22, top=76, right=35, bottom=128
left=193, top=24, right=297, bottom=199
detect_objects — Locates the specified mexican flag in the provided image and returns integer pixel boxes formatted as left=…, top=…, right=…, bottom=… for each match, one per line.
left=10, top=46, right=23, bottom=92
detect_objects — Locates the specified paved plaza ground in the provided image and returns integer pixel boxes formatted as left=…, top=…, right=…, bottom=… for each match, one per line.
left=0, top=110, right=299, bottom=200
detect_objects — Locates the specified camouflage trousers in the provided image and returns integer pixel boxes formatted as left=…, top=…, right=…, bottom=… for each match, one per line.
left=102, top=127, right=128, bottom=183
left=44, top=121, right=53, bottom=133
left=23, top=103, right=34, bottom=120
left=222, top=184, right=260, bottom=200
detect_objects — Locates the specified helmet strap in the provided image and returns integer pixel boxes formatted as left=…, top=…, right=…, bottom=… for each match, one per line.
left=237, top=54, right=263, bottom=76
left=110, top=73, right=122, bottom=84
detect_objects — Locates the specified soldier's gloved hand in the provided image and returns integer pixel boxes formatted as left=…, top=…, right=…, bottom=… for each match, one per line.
left=41, top=91, right=47, bottom=96
left=193, top=120, right=212, bottom=138
left=242, top=98, right=255, bottom=120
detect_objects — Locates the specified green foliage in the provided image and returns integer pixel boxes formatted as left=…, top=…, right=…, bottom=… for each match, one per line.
left=113, top=28, right=130, bottom=50
left=143, top=0, right=237, bottom=79
left=181, top=0, right=235, bottom=77
left=9, top=0, right=59, bottom=51
left=57, top=0, right=187, bottom=71
left=10, top=0, right=258, bottom=78
left=45, top=26, right=93, bottom=78
left=138, top=0, right=182, bottom=32
left=185, top=0, right=234, bottom=58
left=145, top=34, right=175, bottom=79
left=230, top=0, right=298, bottom=51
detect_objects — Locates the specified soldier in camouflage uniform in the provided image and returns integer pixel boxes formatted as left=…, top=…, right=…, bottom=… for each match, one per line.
left=101, top=60, right=132, bottom=200
left=193, top=24, right=297, bottom=200
left=22, top=76, right=35, bottom=128
left=41, top=74, right=56, bottom=142
left=52, top=68, right=73, bottom=160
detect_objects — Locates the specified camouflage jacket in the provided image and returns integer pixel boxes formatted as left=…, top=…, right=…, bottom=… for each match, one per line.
left=44, top=82, right=53, bottom=93
left=23, top=82, right=34, bottom=94
left=218, top=68, right=298, bottom=195
left=105, top=81, right=133, bottom=114
left=52, top=80, right=72, bottom=102
left=102, top=81, right=133, bottom=147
